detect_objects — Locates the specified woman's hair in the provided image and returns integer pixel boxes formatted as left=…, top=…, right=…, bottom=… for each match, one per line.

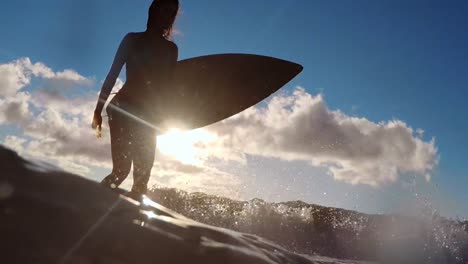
left=147, top=0, right=180, bottom=39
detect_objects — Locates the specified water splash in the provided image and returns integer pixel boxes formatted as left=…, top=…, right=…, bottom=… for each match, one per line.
left=147, top=187, right=468, bottom=263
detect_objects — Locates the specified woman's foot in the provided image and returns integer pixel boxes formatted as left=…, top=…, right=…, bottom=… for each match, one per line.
left=126, top=190, right=145, bottom=201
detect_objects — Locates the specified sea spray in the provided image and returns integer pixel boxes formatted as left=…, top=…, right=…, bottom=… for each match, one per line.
left=147, top=187, right=468, bottom=263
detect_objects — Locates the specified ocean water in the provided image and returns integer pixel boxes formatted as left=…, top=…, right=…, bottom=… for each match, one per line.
left=147, top=188, right=468, bottom=263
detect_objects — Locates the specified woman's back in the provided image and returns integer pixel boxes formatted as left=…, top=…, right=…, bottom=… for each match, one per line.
left=117, top=32, right=178, bottom=114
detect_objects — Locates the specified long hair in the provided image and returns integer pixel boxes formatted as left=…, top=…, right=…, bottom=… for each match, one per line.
left=147, top=0, right=179, bottom=39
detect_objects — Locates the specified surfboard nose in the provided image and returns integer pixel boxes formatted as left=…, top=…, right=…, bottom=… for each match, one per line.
left=284, top=61, right=303, bottom=81
left=294, top=63, right=304, bottom=75
left=160, top=53, right=304, bottom=131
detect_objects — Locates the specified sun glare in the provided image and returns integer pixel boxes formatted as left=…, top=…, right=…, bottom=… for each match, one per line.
left=157, top=129, right=215, bottom=165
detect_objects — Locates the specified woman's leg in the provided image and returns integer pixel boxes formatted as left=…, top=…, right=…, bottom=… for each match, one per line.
left=130, top=123, right=156, bottom=195
left=101, top=112, right=132, bottom=190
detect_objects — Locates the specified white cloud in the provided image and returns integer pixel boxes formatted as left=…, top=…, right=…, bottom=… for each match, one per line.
left=54, top=69, right=89, bottom=82
left=0, top=92, right=32, bottom=125
left=206, top=88, right=438, bottom=187
left=3, top=134, right=94, bottom=176
left=147, top=157, right=243, bottom=199
left=3, top=135, right=27, bottom=154
left=0, top=58, right=106, bottom=174
left=0, top=58, right=31, bottom=96
left=0, top=57, right=93, bottom=97
left=31, top=89, right=97, bottom=118
left=22, top=106, right=112, bottom=166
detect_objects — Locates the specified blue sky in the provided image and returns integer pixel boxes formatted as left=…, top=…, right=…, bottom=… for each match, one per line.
left=1, top=0, right=467, bottom=218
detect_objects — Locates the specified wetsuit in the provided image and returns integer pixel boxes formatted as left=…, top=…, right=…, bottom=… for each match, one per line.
left=96, top=32, right=178, bottom=195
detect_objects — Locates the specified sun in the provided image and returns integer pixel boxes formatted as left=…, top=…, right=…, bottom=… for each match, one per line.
left=157, top=128, right=215, bottom=165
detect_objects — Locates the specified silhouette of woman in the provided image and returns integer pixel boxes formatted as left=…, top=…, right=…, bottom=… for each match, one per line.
left=92, top=0, right=179, bottom=198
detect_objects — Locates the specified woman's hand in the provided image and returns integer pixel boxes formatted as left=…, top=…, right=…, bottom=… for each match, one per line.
left=91, top=112, right=102, bottom=138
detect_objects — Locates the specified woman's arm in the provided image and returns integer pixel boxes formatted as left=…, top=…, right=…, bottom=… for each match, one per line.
left=94, top=33, right=131, bottom=115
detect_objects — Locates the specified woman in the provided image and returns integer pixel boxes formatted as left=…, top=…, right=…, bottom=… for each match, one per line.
left=92, top=0, right=179, bottom=198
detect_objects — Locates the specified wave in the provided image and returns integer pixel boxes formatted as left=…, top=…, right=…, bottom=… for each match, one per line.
left=147, top=187, right=468, bottom=263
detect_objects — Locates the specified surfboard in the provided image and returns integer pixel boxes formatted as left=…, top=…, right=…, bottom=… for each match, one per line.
left=156, top=53, right=303, bottom=131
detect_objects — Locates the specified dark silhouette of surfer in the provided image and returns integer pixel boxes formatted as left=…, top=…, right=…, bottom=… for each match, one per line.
left=92, top=0, right=179, bottom=198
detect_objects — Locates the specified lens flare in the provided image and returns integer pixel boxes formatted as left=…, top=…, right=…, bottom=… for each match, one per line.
left=157, top=128, right=215, bottom=165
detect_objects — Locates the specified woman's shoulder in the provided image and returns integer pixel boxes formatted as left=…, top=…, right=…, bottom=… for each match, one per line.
left=122, top=31, right=149, bottom=42
left=117, top=32, right=139, bottom=47
left=164, top=38, right=178, bottom=51
left=125, top=32, right=142, bottom=40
